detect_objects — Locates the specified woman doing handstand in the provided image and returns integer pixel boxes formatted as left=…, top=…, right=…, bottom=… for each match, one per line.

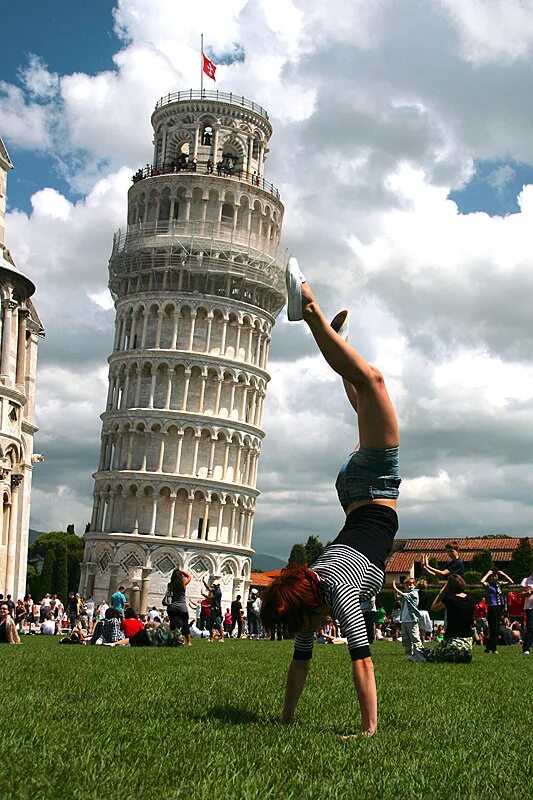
left=261, top=258, right=401, bottom=737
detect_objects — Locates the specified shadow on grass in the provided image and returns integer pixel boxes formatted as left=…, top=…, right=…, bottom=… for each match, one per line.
left=187, top=704, right=277, bottom=726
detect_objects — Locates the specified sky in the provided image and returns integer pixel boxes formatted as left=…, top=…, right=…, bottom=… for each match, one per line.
left=3, top=0, right=533, bottom=558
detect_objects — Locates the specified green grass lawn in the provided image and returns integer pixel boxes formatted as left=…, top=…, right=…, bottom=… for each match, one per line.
left=0, top=638, right=531, bottom=800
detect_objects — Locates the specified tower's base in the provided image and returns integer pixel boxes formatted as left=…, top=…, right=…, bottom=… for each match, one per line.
left=80, top=533, right=252, bottom=614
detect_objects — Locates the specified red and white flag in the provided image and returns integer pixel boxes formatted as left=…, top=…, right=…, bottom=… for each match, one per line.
left=202, top=53, right=217, bottom=81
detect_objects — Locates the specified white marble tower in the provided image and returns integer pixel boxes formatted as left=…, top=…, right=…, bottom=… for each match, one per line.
left=81, top=90, right=287, bottom=611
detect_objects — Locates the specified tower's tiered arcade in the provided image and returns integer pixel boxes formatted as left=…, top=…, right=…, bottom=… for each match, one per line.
left=81, top=90, right=287, bottom=611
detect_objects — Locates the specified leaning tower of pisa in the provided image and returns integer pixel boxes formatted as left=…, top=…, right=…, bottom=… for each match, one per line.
left=80, top=89, right=286, bottom=612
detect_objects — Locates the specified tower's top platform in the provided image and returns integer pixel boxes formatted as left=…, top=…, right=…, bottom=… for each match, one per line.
left=154, top=90, right=270, bottom=122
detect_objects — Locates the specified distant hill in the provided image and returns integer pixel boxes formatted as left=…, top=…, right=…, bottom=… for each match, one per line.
left=252, top=553, right=285, bottom=571
left=29, top=529, right=44, bottom=544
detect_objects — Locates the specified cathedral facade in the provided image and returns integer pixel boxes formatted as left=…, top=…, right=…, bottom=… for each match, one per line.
left=0, top=137, right=44, bottom=600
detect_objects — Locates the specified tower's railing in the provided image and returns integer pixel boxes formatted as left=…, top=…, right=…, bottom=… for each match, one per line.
left=112, top=220, right=284, bottom=261
left=154, top=89, right=269, bottom=121
left=131, top=162, right=280, bottom=199
left=109, top=220, right=288, bottom=297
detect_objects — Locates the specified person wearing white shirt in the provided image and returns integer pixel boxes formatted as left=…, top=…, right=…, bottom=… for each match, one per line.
left=521, top=571, right=533, bottom=655
left=40, top=618, right=56, bottom=635
left=97, top=601, right=109, bottom=620
left=148, top=607, right=161, bottom=622
left=85, top=597, right=96, bottom=632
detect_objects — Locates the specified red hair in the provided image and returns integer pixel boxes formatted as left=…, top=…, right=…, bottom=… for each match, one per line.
left=260, top=564, right=325, bottom=635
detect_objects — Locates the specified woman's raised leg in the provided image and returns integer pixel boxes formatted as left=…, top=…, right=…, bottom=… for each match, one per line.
left=300, top=279, right=399, bottom=449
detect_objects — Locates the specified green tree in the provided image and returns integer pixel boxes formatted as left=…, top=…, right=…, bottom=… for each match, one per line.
left=288, top=543, right=307, bottom=565
left=66, top=524, right=75, bottom=535
left=511, top=538, right=533, bottom=582
left=305, top=535, right=324, bottom=565
left=54, top=543, right=68, bottom=601
left=84, top=522, right=91, bottom=534
left=28, top=530, right=85, bottom=599
left=464, top=570, right=482, bottom=586
left=39, top=548, right=56, bottom=597
left=471, top=549, right=493, bottom=575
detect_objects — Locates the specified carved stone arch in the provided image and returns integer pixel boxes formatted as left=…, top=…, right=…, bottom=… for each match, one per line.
left=214, top=425, right=231, bottom=442
left=94, top=543, right=114, bottom=574
left=187, top=552, right=216, bottom=577
left=148, top=421, right=163, bottom=435
left=199, top=423, right=216, bottom=439
left=206, top=364, right=223, bottom=380
left=151, top=547, right=182, bottom=576
left=115, top=542, right=146, bottom=567
left=220, top=557, right=239, bottom=577
left=242, top=434, right=253, bottom=447
left=232, top=431, right=244, bottom=447
left=176, top=484, right=194, bottom=501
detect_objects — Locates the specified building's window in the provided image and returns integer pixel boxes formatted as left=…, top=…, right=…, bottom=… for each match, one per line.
left=9, top=404, right=17, bottom=422
left=197, top=517, right=210, bottom=539
left=202, top=126, right=213, bottom=146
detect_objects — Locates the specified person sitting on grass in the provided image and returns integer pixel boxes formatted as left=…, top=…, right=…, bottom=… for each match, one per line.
left=120, top=607, right=144, bottom=640
left=90, top=607, right=122, bottom=645
left=392, top=577, right=425, bottom=662
left=40, top=613, right=56, bottom=636
left=260, top=257, right=401, bottom=738
left=426, top=575, right=476, bottom=663
left=0, top=602, right=20, bottom=644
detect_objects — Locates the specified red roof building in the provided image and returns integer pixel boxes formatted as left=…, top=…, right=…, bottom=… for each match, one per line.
left=384, top=536, right=526, bottom=585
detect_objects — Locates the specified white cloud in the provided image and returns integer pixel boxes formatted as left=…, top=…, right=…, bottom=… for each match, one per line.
left=0, top=82, right=52, bottom=150
left=18, top=54, right=60, bottom=100
left=438, top=0, right=533, bottom=63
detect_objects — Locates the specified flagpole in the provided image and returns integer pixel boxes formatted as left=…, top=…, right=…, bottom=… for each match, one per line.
left=200, top=33, right=204, bottom=95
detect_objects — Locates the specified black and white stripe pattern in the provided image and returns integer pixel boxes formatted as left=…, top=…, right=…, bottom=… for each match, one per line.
left=293, top=545, right=384, bottom=661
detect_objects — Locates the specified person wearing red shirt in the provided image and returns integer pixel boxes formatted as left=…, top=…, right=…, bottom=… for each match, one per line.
left=474, top=597, right=488, bottom=645
left=120, top=607, right=144, bottom=639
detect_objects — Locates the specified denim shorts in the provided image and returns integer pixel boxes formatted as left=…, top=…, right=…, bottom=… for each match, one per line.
left=335, top=446, right=401, bottom=511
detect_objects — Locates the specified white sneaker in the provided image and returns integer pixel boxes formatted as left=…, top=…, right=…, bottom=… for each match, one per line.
left=330, top=310, right=350, bottom=341
left=285, top=256, right=306, bottom=321
left=524, top=651, right=530, bottom=655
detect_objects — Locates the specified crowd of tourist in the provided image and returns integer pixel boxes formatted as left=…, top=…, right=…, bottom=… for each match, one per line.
left=1, top=546, right=532, bottom=656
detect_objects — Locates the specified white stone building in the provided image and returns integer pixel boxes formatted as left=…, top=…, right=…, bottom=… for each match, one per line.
left=81, top=90, right=287, bottom=612
left=0, top=137, right=44, bottom=600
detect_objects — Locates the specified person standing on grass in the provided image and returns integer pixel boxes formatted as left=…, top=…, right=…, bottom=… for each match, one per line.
left=14, top=600, right=27, bottom=633
left=166, top=569, right=192, bottom=647
left=260, top=257, right=401, bottom=737
left=392, top=578, right=425, bottom=662
left=521, top=568, right=533, bottom=655
left=231, top=594, right=243, bottom=638
left=481, top=569, right=513, bottom=655
left=85, top=595, right=96, bottom=634
left=474, top=597, right=489, bottom=647
left=426, top=575, right=476, bottom=663
left=0, top=602, right=20, bottom=643
left=203, top=580, right=225, bottom=642
left=247, top=589, right=261, bottom=638
left=416, top=580, right=432, bottom=644
left=422, top=542, right=464, bottom=580
left=110, top=586, right=127, bottom=619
